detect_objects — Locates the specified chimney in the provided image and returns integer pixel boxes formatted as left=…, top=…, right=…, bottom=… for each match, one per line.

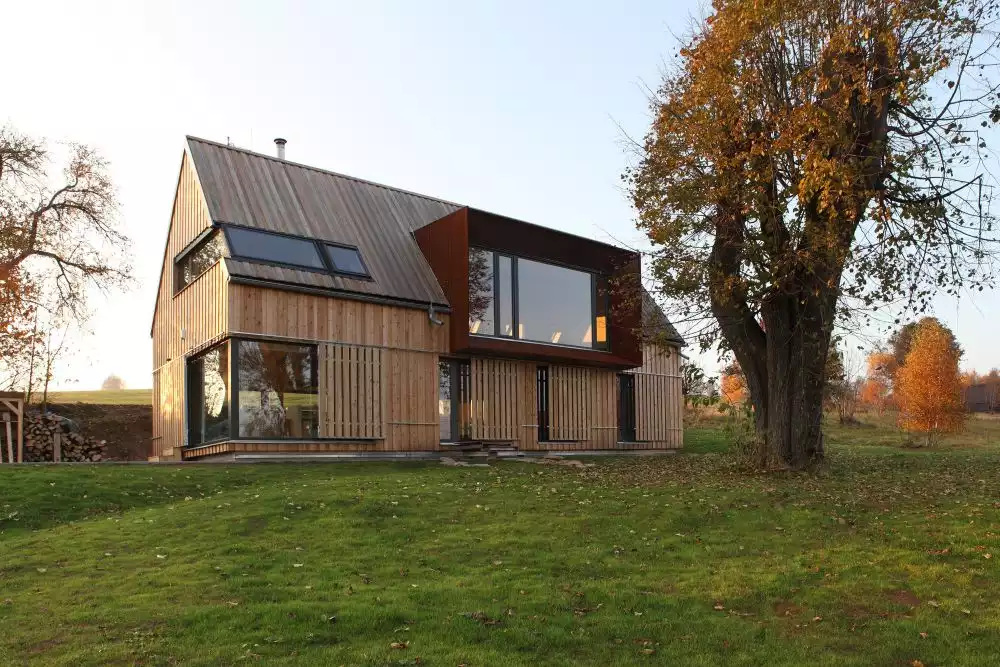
left=274, top=137, right=287, bottom=160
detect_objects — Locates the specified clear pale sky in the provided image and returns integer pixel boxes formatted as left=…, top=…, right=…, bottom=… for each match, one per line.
left=5, top=0, right=998, bottom=390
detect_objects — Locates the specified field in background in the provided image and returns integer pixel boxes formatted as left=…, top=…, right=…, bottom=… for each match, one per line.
left=684, top=409, right=1000, bottom=454
left=44, top=389, right=151, bottom=405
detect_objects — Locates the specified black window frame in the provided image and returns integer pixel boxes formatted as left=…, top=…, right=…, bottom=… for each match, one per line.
left=536, top=365, right=550, bottom=442
left=468, top=247, right=610, bottom=351
left=185, top=341, right=233, bottom=448
left=219, top=222, right=374, bottom=281
left=618, top=372, right=637, bottom=443
left=322, top=241, right=372, bottom=279
left=438, top=358, right=472, bottom=442
left=173, top=227, right=225, bottom=294
left=183, top=335, right=385, bottom=450
left=234, top=337, right=321, bottom=441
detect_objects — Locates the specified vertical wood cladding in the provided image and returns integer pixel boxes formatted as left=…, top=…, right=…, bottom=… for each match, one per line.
left=462, top=346, right=680, bottom=451
left=319, top=343, right=385, bottom=440
left=225, top=284, right=448, bottom=454
left=151, top=358, right=184, bottom=460
left=469, top=358, right=521, bottom=440
left=150, top=152, right=229, bottom=460
left=626, top=344, right=683, bottom=448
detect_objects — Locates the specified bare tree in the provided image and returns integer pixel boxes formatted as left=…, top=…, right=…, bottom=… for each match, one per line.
left=0, top=126, right=133, bottom=388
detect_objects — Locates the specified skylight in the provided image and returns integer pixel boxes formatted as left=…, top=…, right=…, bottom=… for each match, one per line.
left=219, top=224, right=372, bottom=280
left=323, top=244, right=370, bottom=277
left=224, top=226, right=326, bottom=270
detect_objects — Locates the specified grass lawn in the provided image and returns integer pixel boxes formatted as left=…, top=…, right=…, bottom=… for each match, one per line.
left=45, top=389, right=152, bottom=405
left=1, top=416, right=999, bottom=665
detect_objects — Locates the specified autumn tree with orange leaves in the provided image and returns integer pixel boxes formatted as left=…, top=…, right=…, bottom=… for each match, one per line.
left=896, top=320, right=965, bottom=443
left=720, top=361, right=748, bottom=405
left=627, top=0, right=1000, bottom=468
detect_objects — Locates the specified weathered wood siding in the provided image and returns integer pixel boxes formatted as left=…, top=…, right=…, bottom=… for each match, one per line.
left=469, top=358, right=520, bottom=440
left=319, top=343, right=385, bottom=440
left=151, top=152, right=228, bottom=460
left=464, top=347, right=681, bottom=451
left=151, top=358, right=185, bottom=460
left=220, top=284, right=448, bottom=455
left=625, top=344, right=683, bottom=448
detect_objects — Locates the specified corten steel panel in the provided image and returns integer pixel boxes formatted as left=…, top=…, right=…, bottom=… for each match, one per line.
left=413, top=208, right=469, bottom=355
left=417, top=207, right=643, bottom=368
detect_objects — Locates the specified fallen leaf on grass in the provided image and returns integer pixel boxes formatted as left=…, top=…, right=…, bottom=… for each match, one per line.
left=461, top=611, right=502, bottom=626
left=390, top=641, right=409, bottom=649
left=919, top=632, right=929, bottom=639
left=575, top=605, right=605, bottom=618
left=713, top=603, right=725, bottom=611
left=640, top=648, right=655, bottom=655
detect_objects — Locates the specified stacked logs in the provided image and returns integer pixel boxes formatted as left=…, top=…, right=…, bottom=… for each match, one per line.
left=22, top=411, right=107, bottom=462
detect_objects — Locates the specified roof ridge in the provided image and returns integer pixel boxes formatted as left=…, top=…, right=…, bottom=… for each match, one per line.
left=185, top=135, right=463, bottom=209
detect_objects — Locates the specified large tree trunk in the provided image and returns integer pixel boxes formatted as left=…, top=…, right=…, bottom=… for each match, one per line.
left=757, top=292, right=832, bottom=468
left=712, top=280, right=834, bottom=469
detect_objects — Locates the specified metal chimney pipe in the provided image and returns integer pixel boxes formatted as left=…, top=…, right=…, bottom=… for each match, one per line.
left=274, top=137, right=287, bottom=160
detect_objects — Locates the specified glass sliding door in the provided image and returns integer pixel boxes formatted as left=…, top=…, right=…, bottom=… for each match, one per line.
left=438, top=360, right=453, bottom=441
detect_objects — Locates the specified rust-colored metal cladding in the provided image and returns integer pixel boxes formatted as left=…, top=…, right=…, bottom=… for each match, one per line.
left=415, top=206, right=643, bottom=368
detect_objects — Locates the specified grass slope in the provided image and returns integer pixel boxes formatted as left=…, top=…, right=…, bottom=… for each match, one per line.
left=1, top=419, right=999, bottom=665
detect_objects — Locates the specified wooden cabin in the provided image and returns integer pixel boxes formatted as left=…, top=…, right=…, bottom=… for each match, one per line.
left=150, top=137, right=684, bottom=461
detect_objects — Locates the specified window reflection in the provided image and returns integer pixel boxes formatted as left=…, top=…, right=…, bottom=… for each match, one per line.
left=187, top=342, right=230, bottom=446
left=517, top=259, right=593, bottom=347
left=238, top=340, right=318, bottom=438
left=468, top=248, right=495, bottom=335
left=176, top=231, right=225, bottom=291
left=498, top=255, right=513, bottom=336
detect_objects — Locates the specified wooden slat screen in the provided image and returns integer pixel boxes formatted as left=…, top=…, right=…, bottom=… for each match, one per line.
left=319, top=343, right=385, bottom=439
left=627, top=345, right=683, bottom=447
left=469, top=358, right=519, bottom=440
left=549, top=366, right=591, bottom=441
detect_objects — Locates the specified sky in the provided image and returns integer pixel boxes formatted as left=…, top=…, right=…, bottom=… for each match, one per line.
left=4, top=0, right=998, bottom=390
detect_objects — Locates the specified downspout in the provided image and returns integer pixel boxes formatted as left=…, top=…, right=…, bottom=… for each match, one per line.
left=428, top=303, right=445, bottom=326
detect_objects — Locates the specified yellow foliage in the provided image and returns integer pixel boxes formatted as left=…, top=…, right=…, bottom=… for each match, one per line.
left=721, top=371, right=748, bottom=405
left=896, top=320, right=965, bottom=439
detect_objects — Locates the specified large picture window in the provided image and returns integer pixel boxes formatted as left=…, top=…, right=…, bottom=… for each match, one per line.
left=185, top=338, right=320, bottom=448
left=186, top=343, right=231, bottom=446
left=468, top=248, right=610, bottom=350
left=237, top=340, right=318, bottom=439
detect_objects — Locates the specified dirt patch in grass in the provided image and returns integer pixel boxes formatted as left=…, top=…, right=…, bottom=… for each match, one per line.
left=773, top=600, right=803, bottom=617
left=886, top=590, right=921, bottom=607
left=44, top=403, right=151, bottom=460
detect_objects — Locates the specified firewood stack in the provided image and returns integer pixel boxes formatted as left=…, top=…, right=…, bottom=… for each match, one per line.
left=22, top=411, right=108, bottom=462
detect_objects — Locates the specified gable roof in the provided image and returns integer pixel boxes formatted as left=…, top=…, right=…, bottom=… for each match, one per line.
left=156, top=137, right=684, bottom=347
left=186, top=136, right=460, bottom=306
left=642, top=288, right=685, bottom=346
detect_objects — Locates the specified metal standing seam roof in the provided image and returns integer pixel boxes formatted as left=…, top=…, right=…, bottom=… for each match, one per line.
left=186, top=136, right=460, bottom=307
left=182, top=136, right=685, bottom=345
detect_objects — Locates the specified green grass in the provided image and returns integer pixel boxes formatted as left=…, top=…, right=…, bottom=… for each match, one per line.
left=1, top=418, right=999, bottom=665
left=45, top=389, right=152, bottom=405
